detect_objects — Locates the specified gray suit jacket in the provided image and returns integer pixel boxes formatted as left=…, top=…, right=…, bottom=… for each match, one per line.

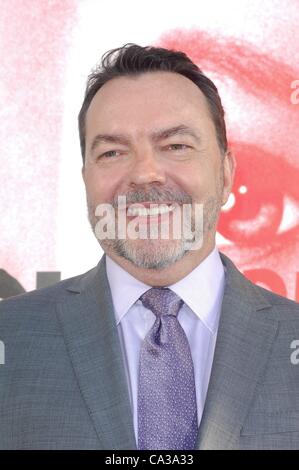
left=0, top=252, right=299, bottom=449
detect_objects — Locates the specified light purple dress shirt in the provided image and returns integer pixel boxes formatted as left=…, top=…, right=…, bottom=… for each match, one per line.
left=105, top=246, right=225, bottom=443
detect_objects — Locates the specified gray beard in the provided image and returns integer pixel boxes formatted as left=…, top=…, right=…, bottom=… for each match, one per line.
left=87, top=194, right=222, bottom=270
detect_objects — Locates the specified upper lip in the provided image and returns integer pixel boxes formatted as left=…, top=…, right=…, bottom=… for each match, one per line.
left=125, top=202, right=176, bottom=209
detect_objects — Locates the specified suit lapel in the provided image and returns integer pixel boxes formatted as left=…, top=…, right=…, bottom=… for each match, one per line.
left=56, top=251, right=279, bottom=450
left=56, top=255, right=136, bottom=450
left=196, top=253, right=278, bottom=449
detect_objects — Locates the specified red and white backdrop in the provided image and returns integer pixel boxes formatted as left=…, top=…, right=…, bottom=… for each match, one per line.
left=1, top=0, right=299, bottom=300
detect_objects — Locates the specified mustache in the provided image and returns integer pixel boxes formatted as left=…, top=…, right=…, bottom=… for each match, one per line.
left=112, top=186, right=192, bottom=207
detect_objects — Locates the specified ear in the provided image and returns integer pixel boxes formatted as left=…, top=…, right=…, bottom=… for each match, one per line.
left=221, top=149, right=236, bottom=206
left=81, top=165, right=86, bottom=185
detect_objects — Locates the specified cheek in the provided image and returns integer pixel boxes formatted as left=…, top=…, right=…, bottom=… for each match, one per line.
left=83, top=168, right=117, bottom=202
left=176, top=162, right=217, bottom=200
left=174, top=172, right=203, bottom=201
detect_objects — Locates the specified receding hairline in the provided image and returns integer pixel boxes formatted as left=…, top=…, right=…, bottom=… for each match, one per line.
left=84, top=70, right=214, bottom=129
left=78, top=45, right=228, bottom=161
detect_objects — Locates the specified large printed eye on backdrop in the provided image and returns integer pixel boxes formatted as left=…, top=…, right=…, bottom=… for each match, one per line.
left=0, top=0, right=298, bottom=300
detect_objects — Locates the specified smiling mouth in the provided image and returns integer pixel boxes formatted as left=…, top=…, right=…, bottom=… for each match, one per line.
left=126, top=203, right=177, bottom=217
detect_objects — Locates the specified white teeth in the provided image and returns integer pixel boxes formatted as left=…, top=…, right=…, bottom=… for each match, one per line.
left=127, top=204, right=176, bottom=217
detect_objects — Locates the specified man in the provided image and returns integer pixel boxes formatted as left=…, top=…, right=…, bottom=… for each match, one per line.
left=0, top=44, right=299, bottom=450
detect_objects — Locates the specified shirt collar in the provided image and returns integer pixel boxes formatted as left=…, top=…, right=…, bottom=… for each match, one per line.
left=105, top=246, right=225, bottom=334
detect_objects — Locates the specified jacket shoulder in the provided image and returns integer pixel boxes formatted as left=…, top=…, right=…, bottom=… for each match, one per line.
left=0, top=267, right=96, bottom=334
left=220, top=251, right=299, bottom=320
left=254, top=283, right=299, bottom=319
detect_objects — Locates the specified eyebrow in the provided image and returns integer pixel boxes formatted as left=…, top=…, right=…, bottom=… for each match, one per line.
left=150, top=125, right=201, bottom=143
left=90, top=133, right=130, bottom=153
left=89, top=124, right=201, bottom=154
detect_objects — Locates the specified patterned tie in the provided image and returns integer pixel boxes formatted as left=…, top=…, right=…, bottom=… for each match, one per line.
left=137, top=287, right=198, bottom=450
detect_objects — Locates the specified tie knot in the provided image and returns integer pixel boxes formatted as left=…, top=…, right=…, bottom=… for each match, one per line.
left=139, top=287, right=183, bottom=318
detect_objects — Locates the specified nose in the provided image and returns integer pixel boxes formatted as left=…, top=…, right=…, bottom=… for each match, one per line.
left=128, top=147, right=166, bottom=186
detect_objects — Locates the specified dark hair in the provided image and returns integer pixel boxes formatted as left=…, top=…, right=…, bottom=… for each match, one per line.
left=78, top=43, right=228, bottom=162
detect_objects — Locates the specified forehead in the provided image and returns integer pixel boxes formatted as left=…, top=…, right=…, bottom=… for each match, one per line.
left=85, top=71, right=212, bottom=133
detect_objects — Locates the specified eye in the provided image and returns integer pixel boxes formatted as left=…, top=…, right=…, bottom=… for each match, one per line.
left=218, top=142, right=299, bottom=251
left=98, top=150, right=121, bottom=159
left=165, top=143, right=190, bottom=151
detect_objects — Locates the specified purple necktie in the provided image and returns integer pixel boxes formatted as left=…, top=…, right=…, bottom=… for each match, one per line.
left=137, top=287, right=198, bottom=450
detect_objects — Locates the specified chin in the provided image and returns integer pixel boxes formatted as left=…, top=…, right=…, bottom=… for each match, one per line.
left=112, top=238, right=188, bottom=270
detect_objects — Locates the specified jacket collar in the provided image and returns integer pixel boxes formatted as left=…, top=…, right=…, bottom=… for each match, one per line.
left=60, top=252, right=277, bottom=449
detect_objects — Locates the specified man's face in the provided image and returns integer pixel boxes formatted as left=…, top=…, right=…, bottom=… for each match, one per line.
left=82, top=71, right=235, bottom=271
